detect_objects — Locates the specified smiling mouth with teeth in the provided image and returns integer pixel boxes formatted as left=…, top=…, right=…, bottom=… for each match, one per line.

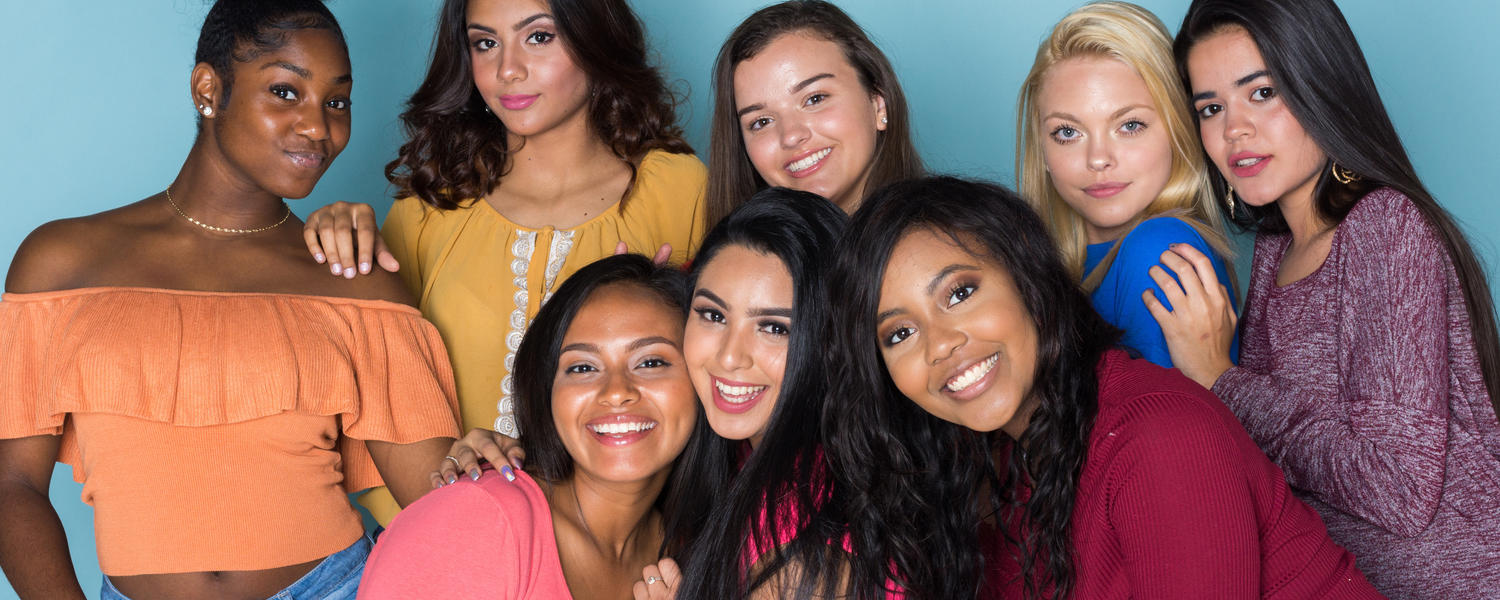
left=714, top=380, right=768, bottom=404
left=588, top=421, right=657, bottom=435
left=1235, top=157, right=1262, bottom=167
left=785, top=147, right=831, bottom=173
left=946, top=354, right=999, bottom=392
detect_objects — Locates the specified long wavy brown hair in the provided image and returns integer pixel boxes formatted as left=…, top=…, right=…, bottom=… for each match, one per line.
left=705, top=0, right=923, bottom=228
left=386, top=0, right=692, bottom=210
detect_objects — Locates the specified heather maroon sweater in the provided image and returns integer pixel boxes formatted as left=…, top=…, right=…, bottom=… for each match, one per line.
left=986, top=350, right=1379, bottom=598
left=1213, top=189, right=1500, bottom=598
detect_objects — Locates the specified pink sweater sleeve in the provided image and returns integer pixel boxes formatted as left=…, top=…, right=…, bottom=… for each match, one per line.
left=358, top=470, right=565, bottom=599
left=1107, top=395, right=1261, bottom=598
left=1213, top=191, right=1449, bottom=537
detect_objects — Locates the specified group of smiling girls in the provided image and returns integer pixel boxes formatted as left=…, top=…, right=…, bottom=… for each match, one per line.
left=3, top=0, right=1497, bottom=598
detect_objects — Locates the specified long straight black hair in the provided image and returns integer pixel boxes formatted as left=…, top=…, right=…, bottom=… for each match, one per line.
left=673, top=188, right=849, bottom=600
left=824, top=177, right=1121, bottom=599
left=510, top=254, right=711, bottom=557
left=1175, top=0, right=1500, bottom=419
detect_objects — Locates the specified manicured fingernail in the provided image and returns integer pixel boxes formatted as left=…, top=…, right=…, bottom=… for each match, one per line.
left=314, top=253, right=325, bottom=263
left=360, top=262, right=371, bottom=274
left=446, top=473, right=457, bottom=484
left=469, top=468, right=481, bottom=481
left=331, top=262, right=343, bottom=275
left=512, top=457, right=524, bottom=470
left=501, top=466, right=516, bottom=482
left=343, top=267, right=355, bottom=278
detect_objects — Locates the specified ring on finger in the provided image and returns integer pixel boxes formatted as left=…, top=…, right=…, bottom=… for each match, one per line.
left=645, top=576, right=662, bottom=585
left=443, top=455, right=461, bottom=470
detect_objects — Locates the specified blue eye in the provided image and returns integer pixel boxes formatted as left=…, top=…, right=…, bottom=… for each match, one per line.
left=1119, top=120, right=1146, bottom=135
left=1050, top=125, right=1080, bottom=144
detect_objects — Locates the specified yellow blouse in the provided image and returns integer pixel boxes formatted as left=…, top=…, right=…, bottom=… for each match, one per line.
left=359, top=150, right=706, bottom=524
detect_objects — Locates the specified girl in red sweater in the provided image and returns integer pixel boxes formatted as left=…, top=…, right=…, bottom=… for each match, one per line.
left=823, top=176, right=1382, bottom=599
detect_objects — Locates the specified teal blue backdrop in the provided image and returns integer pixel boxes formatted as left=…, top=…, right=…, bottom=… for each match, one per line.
left=1, top=1, right=1495, bottom=597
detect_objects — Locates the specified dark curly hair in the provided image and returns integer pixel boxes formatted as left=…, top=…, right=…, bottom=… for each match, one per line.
left=824, top=177, right=1120, bottom=599
left=194, top=0, right=346, bottom=128
left=386, top=0, right=692, bottom=210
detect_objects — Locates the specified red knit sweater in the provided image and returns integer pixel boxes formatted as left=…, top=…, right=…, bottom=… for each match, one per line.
left=984, top=351, right=1382, bottom=599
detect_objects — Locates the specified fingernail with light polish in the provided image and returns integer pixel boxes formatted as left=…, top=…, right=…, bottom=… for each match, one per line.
left=501, top=466, right=516, bottom=482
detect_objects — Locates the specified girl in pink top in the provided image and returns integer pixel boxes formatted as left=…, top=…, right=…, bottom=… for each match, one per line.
left=1149, top=0, right=1500, bottom=596
left=359, top=255, right=710, bottom=599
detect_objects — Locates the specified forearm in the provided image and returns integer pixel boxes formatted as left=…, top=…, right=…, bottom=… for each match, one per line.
left=367, top=437, right=455, bottom=507
left=0, top=483, right=85, bottom=599
left=1213, top=367, right=1444, bottom=535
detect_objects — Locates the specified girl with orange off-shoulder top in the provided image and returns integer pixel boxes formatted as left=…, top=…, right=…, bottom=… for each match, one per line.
left=0, top=3, right=458, bottom=599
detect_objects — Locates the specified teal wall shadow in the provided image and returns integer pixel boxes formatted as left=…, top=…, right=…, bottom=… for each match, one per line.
left=2, top=1, right=1495, bottom=597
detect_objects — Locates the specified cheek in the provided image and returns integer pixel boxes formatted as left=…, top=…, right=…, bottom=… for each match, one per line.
left=744, top=136, right=783, bottom=180
left=880, top=348, right=926, bottom=401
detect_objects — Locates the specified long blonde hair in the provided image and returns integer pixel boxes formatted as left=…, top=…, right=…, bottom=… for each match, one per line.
left=1016, top=1, right=1231, bottom=290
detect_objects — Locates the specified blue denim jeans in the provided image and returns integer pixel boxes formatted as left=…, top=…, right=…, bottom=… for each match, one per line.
left=101, top=536, right=371, bottom=600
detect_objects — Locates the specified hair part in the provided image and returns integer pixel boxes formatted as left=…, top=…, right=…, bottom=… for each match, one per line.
left=673, top=188, right=850, bottom=600
left=386, top=0, right=692, bottom=210
left=511, top=254, right=709, bottom=556
left=1175, top=0, right=1500, bottom=419
left=705, top=0, right=923, bottom=227
left=194, top=0, right=347, bottom=130
left=1016, top=1, right=1230, bottom=290
left=826, top=177, right=1121, bottom=599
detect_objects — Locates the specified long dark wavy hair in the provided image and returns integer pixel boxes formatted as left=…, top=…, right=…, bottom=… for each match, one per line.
left=386, top=0, right=693, bottom=209
left=670, top=188, right=849, bottom=600
left=1175, top=0, right=1500, bottom=419
left=705, top=0, right=923, bottom=227
left=825, top=177, right=1121, bottom=599
left=511, top=254, right=711, bottom=556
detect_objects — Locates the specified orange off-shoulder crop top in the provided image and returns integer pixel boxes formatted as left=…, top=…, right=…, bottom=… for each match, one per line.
left=0, top=288, right=461, bottom=575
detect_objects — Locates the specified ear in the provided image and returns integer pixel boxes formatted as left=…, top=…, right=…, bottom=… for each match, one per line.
left=191, top=62, right=221, bottom=119
left=872, top=93, right=888, bottom=132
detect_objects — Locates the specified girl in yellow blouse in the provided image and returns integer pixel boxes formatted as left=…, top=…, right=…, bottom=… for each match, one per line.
left=301, top=0, right=706, bottom=525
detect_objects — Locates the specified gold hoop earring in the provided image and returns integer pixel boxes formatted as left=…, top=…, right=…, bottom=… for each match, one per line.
left=1331, top=162, right=1361, bottom=185
left=1225, top=182, right=1236, bottom=214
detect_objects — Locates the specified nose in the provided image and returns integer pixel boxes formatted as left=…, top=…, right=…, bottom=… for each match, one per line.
left=924, top=320, right=965, bottom=367
left=1086, top=134, right=1113, bottom=172
left=294, top=102, right=330, bottom=142
left=498, top=43, right=526, bottom=83
left=599, top=368, right=639, bottom=407
left=714, top=326, right=752, bottom=372
left=1222, top=104, right=1253, bottom=142
left=778, top=113, right=810, bottom=149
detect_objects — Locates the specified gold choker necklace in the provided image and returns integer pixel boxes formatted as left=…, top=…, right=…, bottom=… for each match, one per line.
left=165, top=187, right=291, bottom=234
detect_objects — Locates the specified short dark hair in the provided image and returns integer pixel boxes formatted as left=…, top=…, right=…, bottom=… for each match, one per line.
left=386, top=0, right=692, bottom=210
left=195, top=0, right=346, bottom=115
left=826, top=177, right=1120, bottom=599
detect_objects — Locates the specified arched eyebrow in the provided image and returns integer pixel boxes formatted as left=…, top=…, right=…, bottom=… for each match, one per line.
left=1191, top=69, right=1270, bottom=103
left=261, top=60, right=351, bottom=84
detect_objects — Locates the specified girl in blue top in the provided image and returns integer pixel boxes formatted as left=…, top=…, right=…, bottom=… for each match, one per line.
left=1016, top=1, right=1238, bottom=367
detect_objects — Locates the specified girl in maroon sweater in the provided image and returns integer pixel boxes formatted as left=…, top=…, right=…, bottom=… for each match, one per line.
left=824, top=177, right=1381, bottom=599
left=1146, top=0, right=1500, bottom=597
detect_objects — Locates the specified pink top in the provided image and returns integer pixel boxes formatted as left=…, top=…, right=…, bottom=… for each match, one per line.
left=358, top=469, right=573, bottom=599
left=1214, top=189, right=1500, bottom=597
left=985, top=351, right=1379, bottom=598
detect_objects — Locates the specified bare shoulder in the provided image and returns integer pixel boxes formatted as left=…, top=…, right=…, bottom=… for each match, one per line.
left=5, top=205, right=144, bottom=293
